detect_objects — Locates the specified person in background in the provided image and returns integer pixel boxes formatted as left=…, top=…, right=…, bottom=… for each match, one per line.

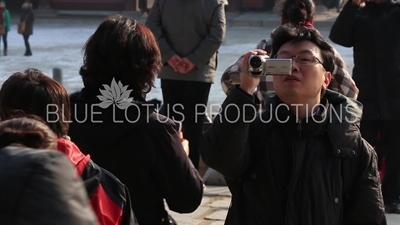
left=69, top=15, right=204, bottom=225
left=139, top=0, right=149, bottom=17
left=146, top=0, right=226, bottom=170
left=0, top=69, right=138, bottom=225
left=328, top=0, right=343, bottom=12
left=20, top=0, right=34, bottom=56
left=220, top=0, right=358, bottom=110
left=0, top=3, right=4, bottom=43
left=0, top=117, right=99, bottom=225
left=0, top=1, right=10, bottom=56
left=330, top=0, right=400, bottom=214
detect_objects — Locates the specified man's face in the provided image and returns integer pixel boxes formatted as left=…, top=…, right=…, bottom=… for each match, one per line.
left=272, top=40, right=331, bottom=101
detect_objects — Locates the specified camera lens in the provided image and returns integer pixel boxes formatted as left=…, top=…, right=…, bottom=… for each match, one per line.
left=249, top=56, right=263, bottom=68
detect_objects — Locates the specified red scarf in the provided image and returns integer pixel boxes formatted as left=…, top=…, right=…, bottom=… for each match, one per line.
left=281, top=18, right=314, bottom=28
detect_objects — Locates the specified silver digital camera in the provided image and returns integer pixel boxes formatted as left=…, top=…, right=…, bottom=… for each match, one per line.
left=248, top=55, right=292, bottom=76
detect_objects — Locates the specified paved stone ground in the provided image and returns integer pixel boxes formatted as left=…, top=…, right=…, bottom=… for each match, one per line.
left=169, top=186, right=400, bottom=225
left=166, top=186, right=231, bottom=225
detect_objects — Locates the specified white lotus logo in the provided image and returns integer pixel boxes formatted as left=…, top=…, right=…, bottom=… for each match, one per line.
left=97, top=78, right=134, bottom=110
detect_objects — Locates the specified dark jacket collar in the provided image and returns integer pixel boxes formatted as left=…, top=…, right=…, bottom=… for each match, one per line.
left=262, top=90, right=363, bottom=139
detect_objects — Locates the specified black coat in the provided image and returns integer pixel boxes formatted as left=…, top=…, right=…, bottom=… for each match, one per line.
left=329, top=1, right=400, bottom=120
left=201, top=88, right=386, bottom=224
left=0, top=146, right=98, bottom=225
left=20, top=7, right=34, bottom=35
left=69, top=87, right=204, bottom=225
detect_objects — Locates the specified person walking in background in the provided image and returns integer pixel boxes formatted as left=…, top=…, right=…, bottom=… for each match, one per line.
left=221, top=0, right=358, bottom=108
left=146, top=0, right=226, bottom=170
left=330, top=0, right=400, bottom=214
left=20, top=0, right=34, bottom=56
left=325, top=0, right=343, bottom=11
left=139, top=0, right=149, bottom=17
left=0, top=3, right=4, bottom=51
left=0, top=1, right=10, bottom=56
left=0, top=117, right=99, bottom=225
left=68, top=15, right=204, bottom=224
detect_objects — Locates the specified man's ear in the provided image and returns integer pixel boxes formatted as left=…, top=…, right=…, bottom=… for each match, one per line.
left=322, top=72, right=332, bottom=90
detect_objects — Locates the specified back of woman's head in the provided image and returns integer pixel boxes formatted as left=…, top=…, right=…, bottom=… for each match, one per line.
left=0, top=69, right=70, bottom=137
left=79, top=14, right=162, bottom=96
left=0, top=117, right=57, bottom=150
left=278, top=0, right=315, bottom=24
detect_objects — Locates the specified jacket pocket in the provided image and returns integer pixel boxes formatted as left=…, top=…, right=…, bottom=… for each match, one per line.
left=207, top=51, right=218, bottom=70
left=332, top=147, right=357, bottom=224
left=332, top=147, right=357, bottom=159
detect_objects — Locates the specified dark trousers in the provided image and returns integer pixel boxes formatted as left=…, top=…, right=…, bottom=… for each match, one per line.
left=139, top=0, right=149, bottom=13
left=360, top=119, right=400, bottom=204
left=23, top=34, right=31, bottom=55
left=161, top=79, right=211, bottom=169
left=324, top=0, right=340, bottom=8
left=0, top=31, right=7, bottom=50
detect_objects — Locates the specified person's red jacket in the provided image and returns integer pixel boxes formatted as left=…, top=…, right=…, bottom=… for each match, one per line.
left=57, top=138, right=138, bottom=225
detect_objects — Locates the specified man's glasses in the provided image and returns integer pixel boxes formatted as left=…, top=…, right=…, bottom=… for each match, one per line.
left=273, top=53, right=323, bottom=66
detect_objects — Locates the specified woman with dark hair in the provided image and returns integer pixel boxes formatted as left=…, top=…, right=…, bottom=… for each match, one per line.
left=0, top=69, right=70, bottom=137
left=221, top=0, right=358, bottom=105
left=69, top=14, right=203, bottom=225
left=0, top=68, right=138, bottom=225
left=78, top=16, right=161, bottom=95
left=0, top=117, right=99, bottom=225
left=279, top=0, right=315, bottom=25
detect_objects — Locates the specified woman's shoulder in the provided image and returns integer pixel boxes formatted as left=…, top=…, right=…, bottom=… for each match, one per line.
left=147, top=112, right=177, bottom=128
left=0, top=147, right=72, bottom=194
left=1, top=146, right=65, bottom=166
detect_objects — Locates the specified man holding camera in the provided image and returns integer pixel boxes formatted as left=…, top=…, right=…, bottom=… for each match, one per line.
left=201, top=26, right=386, bottom=224
left=330, top=0, right=400, bottom=214
left=220, top=0, right=359, bottom=108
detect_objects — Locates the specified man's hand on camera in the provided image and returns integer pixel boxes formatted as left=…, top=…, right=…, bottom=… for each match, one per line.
left=238, top=49, right=267, bottom=95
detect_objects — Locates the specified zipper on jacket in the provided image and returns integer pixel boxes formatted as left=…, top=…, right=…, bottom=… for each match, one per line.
left=285, top=120, right=302, bottom=224
left=297, top=119, right=302, bottom=138
left=284, top=142, right=297, bottom=225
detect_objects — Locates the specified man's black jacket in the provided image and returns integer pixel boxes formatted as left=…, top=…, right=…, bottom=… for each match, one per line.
left=201, top=88, right=386, bottom=224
